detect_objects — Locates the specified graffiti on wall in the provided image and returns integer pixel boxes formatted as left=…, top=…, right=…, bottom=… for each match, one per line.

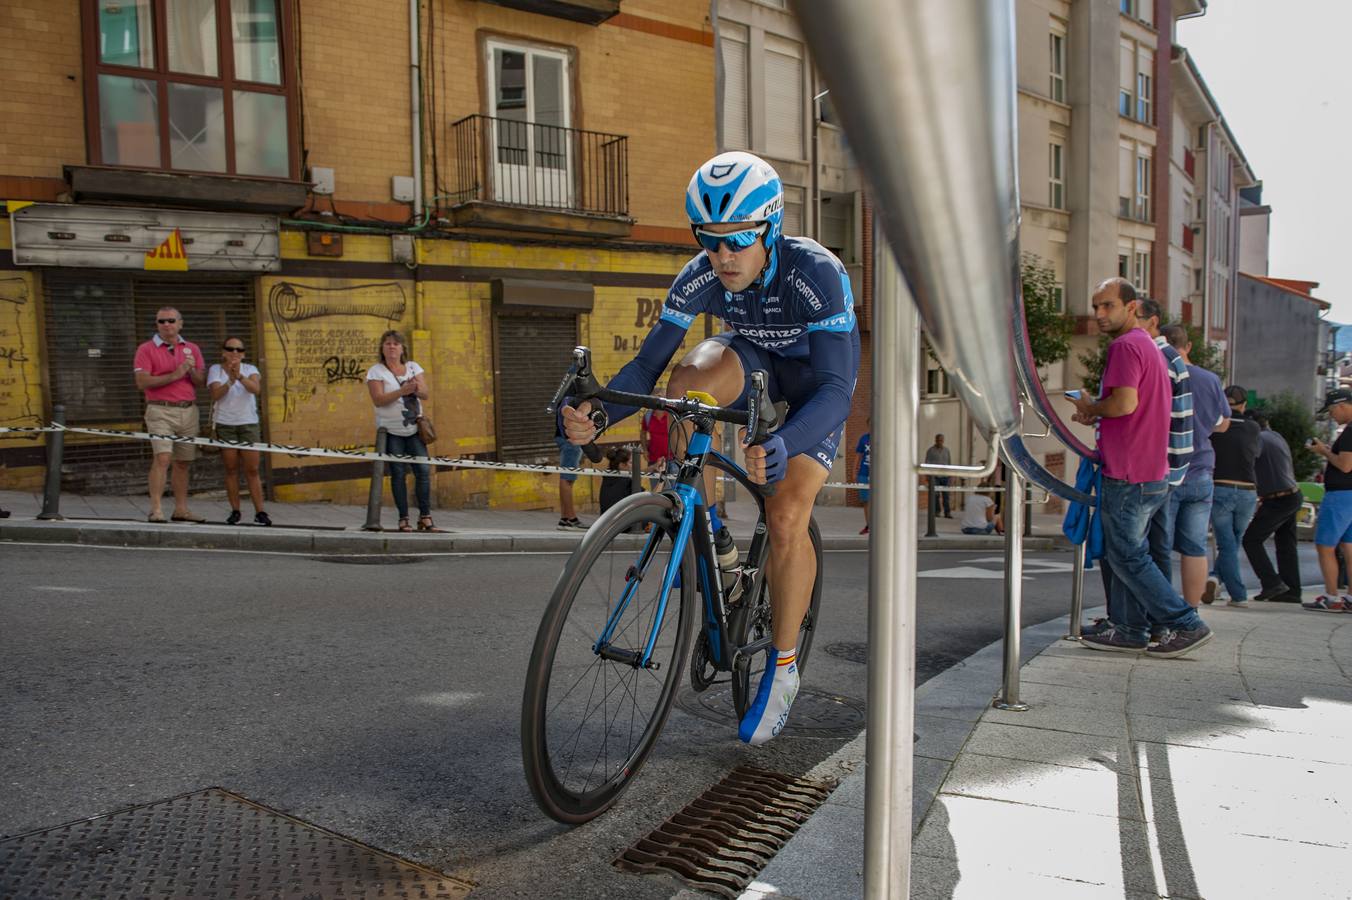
left=0, top=277, right=37, bottom=427
left=267, top=281, right=407, bottom=421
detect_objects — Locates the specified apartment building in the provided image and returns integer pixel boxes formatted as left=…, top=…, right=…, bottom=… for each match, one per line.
left=0, top=0, right=719, bottom=510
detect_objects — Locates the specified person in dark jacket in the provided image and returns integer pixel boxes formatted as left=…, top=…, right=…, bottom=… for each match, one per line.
left=1204, top=386, right=1262, bottom=606
left=1242, top=412, right=1303, bottom=603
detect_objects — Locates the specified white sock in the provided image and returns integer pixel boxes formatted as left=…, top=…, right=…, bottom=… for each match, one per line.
left=738, top=648, right=799, bottom=745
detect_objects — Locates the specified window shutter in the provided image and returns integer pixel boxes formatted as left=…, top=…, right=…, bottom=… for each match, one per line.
left=720, top=26, right=749, bottom=151
left=764, top=39, right=803, bottom=159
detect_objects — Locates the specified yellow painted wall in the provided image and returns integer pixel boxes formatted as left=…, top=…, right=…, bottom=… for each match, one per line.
left=0, top=265, right=45, bottom=490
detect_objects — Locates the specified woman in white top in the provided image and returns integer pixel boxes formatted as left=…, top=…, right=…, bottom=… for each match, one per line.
left=366, top=329, right=441, bottom=532
left=208, top=337, right=271, bottom=526
left=960, top=490, right=1002, bottom=535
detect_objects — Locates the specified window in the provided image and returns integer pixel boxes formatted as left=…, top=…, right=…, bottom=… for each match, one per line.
left=1211, top=276, right=1227, bottom=328
left=1193, top=267, right=1204, bottom=293
left=1049, top=31, right=1065, bottom=103
left=764, top=35, right=804, bottom=159
left=1119, top=90, right=1132, bottom=117
left=1048, top=142, right=1065, bottom=210
left=87, top=0, right=293, bottom=178
left=782, top=184, right=805, bottom=236
left=1118, top=254, right=1129, bottom=278
left=485, top=39, right=572, bottom=207
left=1135, top=72, right=1152, bottom=123
left=1052, top=284, right=1065, bottom=311
left=719, top=22, right=750, bottom=150
left=926, top=366, right=950, bottom=397
left=1135, top=153, right=1151, bottom=221
left=1133, top=249, right=1151, bottom=291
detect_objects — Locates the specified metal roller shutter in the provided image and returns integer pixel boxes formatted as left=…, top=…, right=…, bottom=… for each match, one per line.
left=43, top=271, right=257, bottom=495
left=494, top=312, right=578, bottom=459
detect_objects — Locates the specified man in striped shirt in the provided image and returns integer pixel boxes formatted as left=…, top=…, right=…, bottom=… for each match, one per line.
left=1136, top=298, right=1193, bottom=587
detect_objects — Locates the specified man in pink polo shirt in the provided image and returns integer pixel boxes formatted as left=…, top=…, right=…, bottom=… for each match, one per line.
left=133, top=306, right=206, bottom=523
left=1068, top=278, right=1213, bottom=658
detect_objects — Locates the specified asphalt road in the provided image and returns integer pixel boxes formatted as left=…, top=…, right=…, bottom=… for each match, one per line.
left=5, top=544, right=1100, bottom=897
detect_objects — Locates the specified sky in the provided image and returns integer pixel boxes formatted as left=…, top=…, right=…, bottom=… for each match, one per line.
left=1177, top=1, right=1352, bottom=323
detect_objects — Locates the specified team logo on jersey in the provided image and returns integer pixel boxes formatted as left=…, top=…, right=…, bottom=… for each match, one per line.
left=680, top=269, right=719, bottom=299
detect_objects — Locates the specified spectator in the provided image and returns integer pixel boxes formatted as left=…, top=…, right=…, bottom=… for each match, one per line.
left=855, top=420, right=871, bottom=535
left=925, top=433, right=953, bottom=517
left=598, top=445, right=637, bottom=517
left=641, top=405, right=673, bottom=489
left=1244, top=411, right=1303, bottom=603
left=554, top=418, right=586, bottom=530
left=133, top=306, right=206, bottom=524
left=208, top=337, right=271, bottom=526
left=1204, top=386, right=1262, bottom=606
left=1160, top=324, right=1229, bottom=606
left=366, top=330, right=442, bottom=533
left=1067, top=277, right=1212, bottom=657
left=960, top=489, right=1002, bottom=535
left=1304, top=388, right=1352, bottom=612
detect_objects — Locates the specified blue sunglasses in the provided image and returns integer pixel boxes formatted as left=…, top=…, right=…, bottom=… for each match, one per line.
left=693, top=223, right=768, bottom=254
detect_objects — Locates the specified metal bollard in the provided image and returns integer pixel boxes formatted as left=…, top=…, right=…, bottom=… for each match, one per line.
left=1023, top=481, right=1033, bottom=537
left=925, top=478, right=938, bottom=537
left=1064, top=541, right=1086, bottom=641
left=362, top=428, right=388, bottom=531
left=37, top=403, right=65, bottom=521
left=994, top=465, right=1030, bottom=711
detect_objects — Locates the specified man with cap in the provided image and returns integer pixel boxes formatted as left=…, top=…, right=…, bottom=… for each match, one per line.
left=1305, top=388, right=1352, bottom=612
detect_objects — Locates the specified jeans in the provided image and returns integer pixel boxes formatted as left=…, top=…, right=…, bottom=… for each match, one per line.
left=934, top=476, right=951, bottom=515
left=1146, top=484, right=1178, bottom=583
left=386, top=431, right=431, bottom=518
left=1100, top=477, right=1202, bottom=643
left=1242, top=491, right=1302, bottom=594
left=1211, top=485, right=1258, bottom=601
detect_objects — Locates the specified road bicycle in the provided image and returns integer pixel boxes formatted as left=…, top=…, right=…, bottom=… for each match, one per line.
left=520, top=347, right=824, bottom=824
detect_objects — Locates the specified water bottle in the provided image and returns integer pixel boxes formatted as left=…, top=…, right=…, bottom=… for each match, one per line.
left=714, top=526, right=742, bottom=600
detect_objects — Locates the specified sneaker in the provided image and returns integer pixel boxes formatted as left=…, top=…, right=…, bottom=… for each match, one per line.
left=225, top=509, right=241, bottom=526
left=1080, top=628, right=1148, bottom=654
left=1146, top=623, right=1213, bottom=659
left=1270, top=591, right=1303, bottom=604
left=556, top=517, right=581, bottom=531
left=254, top=511, right=273, bottom=527
left=1081, top=617, right=1113, bottom=636
left=1149, top=626, right=1168, bottom=643
left=1302, top=594, right=1349, bottom=613
left=1254, top=584, right=1290, bottom=602
left=859, top=525, right=869, bottom=535
left=1226, top=599, right=1249, bottom=608
left=1200, top=578, right=1218, bottom=605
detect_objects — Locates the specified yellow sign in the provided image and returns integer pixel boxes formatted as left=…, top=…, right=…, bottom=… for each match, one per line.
left=5, top=200, right=34, bottom=214
left=144, top=228, right=189, bottom=271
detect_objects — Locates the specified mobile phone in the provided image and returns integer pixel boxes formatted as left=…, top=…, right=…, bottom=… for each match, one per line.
left=1064, top=390, right=1082, bottom=400
left=1305, top=438, right=1317, bottom=448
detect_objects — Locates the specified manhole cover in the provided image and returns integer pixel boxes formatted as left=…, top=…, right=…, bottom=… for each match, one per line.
left=615, top=766, right=832, bottom=899
left=311, top=554, right=429, bottom=564
left=825, top=641, right=868, bottom=664
left=0, top=788, right=473, bottom=899
left=675, top=686, right=863, bottom=737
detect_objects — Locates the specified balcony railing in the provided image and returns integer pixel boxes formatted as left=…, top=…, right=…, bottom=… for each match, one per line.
left=448, top=114, right=629, bottom=218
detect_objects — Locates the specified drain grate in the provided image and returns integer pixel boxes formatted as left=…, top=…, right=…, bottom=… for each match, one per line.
left=825, top=640, right=868, bottom=664
left=675, top=686, right=864, bottom=737
left=311, top=554, right=429, bottom=564
left=614, top=766, right=833, bottom=898
left=0, top=788, right=473, bottom=899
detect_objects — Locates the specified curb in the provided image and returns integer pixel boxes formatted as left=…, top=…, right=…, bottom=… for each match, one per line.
left=0, top=519, right=1065, bottom=555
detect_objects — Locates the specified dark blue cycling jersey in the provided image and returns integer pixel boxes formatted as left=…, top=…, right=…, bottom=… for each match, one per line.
left=601, top=236, right=860, bottom=461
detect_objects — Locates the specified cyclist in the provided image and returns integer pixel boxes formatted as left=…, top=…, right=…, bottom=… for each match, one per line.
left=561, top=150, right=860, bottom=745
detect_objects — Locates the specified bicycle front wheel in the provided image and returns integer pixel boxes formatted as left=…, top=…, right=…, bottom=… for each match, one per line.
left=731, top=516, right=824, bottom=721
left=521, top=492, right=696, bottom=824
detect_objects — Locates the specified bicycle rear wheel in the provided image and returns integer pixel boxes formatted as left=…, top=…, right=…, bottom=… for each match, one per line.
left=731, top=516, right=824, bottom=720
left=521, top=492, right=696, bottom=824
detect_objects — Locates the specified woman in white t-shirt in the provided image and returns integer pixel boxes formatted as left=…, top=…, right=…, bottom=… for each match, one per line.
left=208, top=337, right=271, bottom=526
left=367, top=329, right=441, bottom=532
left=960, top=490, right=1002, bottom=535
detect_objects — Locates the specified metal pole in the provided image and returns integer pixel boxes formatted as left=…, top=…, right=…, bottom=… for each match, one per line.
left=362, top=428, right=388, bottom=532
left=630, top=442, right=641, bottom=494
left=864, top=240, right=917, bottom=898
left=925, top=478, right=937, bottom=537
left=1064, top=542, right=1086, bottom=641
left=994, top=462, right=1030, bottom=711
left=37, top=404, right=65, bottom=521
left=1022, top=481, right=1032, bottom=537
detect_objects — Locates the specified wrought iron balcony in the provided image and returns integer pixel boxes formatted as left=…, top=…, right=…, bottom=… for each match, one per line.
left=448, top=114, right=630, bottom=226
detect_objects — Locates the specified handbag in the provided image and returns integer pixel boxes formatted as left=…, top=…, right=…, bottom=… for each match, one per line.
left=416, top=415, right=437, bottom=445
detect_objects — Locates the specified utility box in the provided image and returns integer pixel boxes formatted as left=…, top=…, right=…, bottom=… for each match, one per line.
left=391, top=176, right=415, bottom=203
left=310, top=166, right=335, bottom=195
left=391, top=234, right=414, bottom=265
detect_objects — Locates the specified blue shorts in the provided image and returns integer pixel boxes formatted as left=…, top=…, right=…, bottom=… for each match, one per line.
left=1315, top=489, right=1352, bottom=546
left=711, top=331, right=851, bottom=473
left=556, top=435, right=583, bottom=482
left=858, top=488, right=870, bottom=503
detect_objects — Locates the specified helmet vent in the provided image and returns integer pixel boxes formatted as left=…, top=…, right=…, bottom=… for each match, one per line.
left=718, top=193, right=731, bottom=215
left=702, top=193, right=713, bottom=215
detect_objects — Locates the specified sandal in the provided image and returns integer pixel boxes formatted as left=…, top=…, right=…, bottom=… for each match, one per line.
left=417, top=516, right=446, bottom=533
left=397, top=518, right=413, bottom=532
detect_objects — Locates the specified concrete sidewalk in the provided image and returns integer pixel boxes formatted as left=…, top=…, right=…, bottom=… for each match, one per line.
left=745, top=600, right=1352, bottom=900
left=0, top=488, right=1064, bottom=554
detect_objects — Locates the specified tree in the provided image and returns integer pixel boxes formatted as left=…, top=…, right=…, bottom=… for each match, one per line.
left=1021, top=253, right=1074, bottom=369
left=1253, top=391, right=1320, bottom=480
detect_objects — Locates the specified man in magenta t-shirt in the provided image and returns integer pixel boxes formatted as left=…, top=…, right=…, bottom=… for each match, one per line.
left=132, top=306, right=206, bottom=523
left=1067, top=278, right=1212, bottom=658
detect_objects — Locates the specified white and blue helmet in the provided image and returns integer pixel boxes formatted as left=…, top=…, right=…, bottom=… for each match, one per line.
left=685, top=151, right=784, bottom=247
